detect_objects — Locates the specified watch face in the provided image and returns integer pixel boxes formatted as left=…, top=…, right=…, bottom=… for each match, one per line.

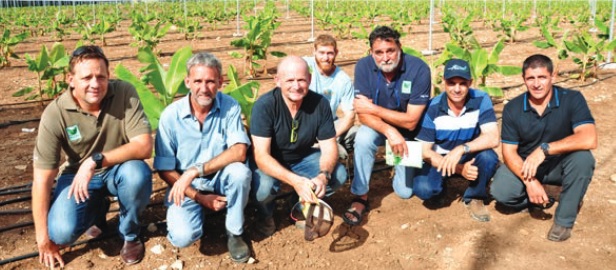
left=93, top=153, right=103, bottom=161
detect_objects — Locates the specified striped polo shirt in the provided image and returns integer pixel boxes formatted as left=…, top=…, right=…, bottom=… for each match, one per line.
left=416, top=89, right=497, bottom=154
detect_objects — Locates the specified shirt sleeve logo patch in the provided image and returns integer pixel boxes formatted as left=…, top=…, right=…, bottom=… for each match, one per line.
left=66, top=125, right=82, bottom=141
left=402, top=80, right=412, bottom=94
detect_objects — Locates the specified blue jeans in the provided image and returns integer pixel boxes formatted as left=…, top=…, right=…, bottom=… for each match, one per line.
left=412, top=149, right=498, bottom=202
left=48, top=160, right=152, bottom=244
left=166, top=162, right=251, bottom=248
left=352, top=125, right=417, bottom=199
left=250, top=150, right=347, bottom=219
left=491, top=151, right=594, bottom=227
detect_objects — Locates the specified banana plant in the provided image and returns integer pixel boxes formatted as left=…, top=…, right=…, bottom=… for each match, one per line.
left=128, top=19, right=171, bottom=55
left=0, top=29, right=28, bottom=68
left=230, top=9, right=285, bottom=77
left=13, top=43, right=70, bottom=103
left=91, top=16, right=117, bottom=46
left=564, top=32, right=616, bottom=82
left=533, top=24, right=569, bottom=75
left=175, top=17, right=202, bottom=40
left=222, top=64, right=260, bottom=127
left=442, top=11, right=479, bottom=50
left=115, top=46, right=192, bottom=130
left=444, top=39, right=521, bottom=97
left=494, top=14, right=530, bottom=43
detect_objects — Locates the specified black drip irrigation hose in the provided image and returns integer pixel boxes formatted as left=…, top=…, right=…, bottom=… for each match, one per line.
left=0, top=118, right=41, bottom=128
left=0, top=221, right=168, bottom=266
left=0, top=161, right=392, bottom=265
left=0, top=183, right=32, bottom=193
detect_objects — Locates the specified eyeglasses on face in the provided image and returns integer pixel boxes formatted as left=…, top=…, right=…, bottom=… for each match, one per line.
left=290, top=119, right=299, bottom=143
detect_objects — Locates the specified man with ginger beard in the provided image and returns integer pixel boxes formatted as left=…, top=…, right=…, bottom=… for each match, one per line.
left=302, top=34, right=356, bottom=159
left=344, top=26, right=431, bottom=226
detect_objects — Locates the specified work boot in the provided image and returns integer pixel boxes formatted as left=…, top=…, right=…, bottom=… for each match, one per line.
left=254, top=216, right=276, bottom=237
left=227, top=231, right=250, bottom=263
left=464, top=199, right=491, bottom=222
left=547, top=223, right=572, bottom=242
left=120, top=239, right=144, bottom=265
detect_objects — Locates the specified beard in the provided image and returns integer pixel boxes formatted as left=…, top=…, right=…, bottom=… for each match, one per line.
left=316, top=58, right=336, bottom=75
left=376, top=52, right=401, bottom=73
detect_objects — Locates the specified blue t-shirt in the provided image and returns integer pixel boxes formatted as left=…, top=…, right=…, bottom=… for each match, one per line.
left=416, top=89, right=497, bottom=154
left=154, top=92, right=250, bottom=173
left=250, top=88, right=336, bottom=165
left=501, top=86, right=594, bottom=159
left=303, top=56, right=354, bottom=119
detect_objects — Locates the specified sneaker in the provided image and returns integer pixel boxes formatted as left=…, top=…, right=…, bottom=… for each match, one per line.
left=547, top=223, right=572, bottom=242
left=465, top=199, right=490, bottom=222
left=254, top=216, right=276, bottom=237
left=227, top=231, right=250, bottom=263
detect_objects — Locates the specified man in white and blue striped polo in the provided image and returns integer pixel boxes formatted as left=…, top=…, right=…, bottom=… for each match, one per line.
left=413, top=59, right=500, bottom=222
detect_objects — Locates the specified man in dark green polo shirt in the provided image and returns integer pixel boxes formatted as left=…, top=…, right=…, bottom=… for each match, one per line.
left=32, top=46, right=153, bottom=267
left=491, top=54, right=597, bottom=242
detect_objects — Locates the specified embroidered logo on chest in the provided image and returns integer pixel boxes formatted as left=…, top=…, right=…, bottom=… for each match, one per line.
left=66, top=125, right=82, bottom=141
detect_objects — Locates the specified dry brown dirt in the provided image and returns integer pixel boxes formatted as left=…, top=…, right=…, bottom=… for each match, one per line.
left=1, top=6, right=616, bottom=270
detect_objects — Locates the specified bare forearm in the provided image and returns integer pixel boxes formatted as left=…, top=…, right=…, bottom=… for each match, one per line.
left=335, top=112, right=355, bottom=138
left=548, top=124, right=597, bottom=155
left=32, top=168, right=58, bottom=243
left=202, top=144, right=247, bottom=176
left=158, top=170, right=199, bottom=199
left=358, top=113, right=397, bottom=137
left=102, top=134, right=153, bottom=167
left=372, top=106, right=419, bottom=130
left=318, top=139, right=338, bottom=173
left=466, top=127, right=499, bottom=153
left=255, top=154, right=301, bottom=186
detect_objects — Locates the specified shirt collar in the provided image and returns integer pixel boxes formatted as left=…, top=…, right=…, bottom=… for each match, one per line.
left=523, top=86, right=560, bottom=112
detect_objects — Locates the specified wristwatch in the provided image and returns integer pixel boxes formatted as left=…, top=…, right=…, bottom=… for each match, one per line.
left=318, top=170, right=331, bottom=181
left=91, top=152, right=104, bottom=169
left=462, top=144, right=471, bottom=154
left=192, top=163, right=205, bottom=177
left=540, top=143, right=550, bottom=156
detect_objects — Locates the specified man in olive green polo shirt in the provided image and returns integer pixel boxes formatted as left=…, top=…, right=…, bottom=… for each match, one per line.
left=32, top=46, right=153, bottom=267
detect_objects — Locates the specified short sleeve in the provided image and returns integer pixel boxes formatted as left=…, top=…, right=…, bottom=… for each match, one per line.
left=478, top=94, right=497, bottom=125
left=120, top=82, right=152, bottom=139
left=354, top=58, right=373, bottom=98
left=407, top=62, right=431, bottom=105
left=33, top=105, right=63, bottom=169
left=250, top=94, right=275, bottom=138
left=153, top=107, right=178, bottom=171
left=316, top=98, right=336, bottom=141
left=339, top=78, right=355, bottom=112
left=500, top=103, right=519, bottom=145
left=224, top=97, right=251, bottom=147
left=569, top=91, right=595, bottom=129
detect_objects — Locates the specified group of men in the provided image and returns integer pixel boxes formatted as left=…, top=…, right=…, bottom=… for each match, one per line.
left=31, top=26, right=596, bottom=267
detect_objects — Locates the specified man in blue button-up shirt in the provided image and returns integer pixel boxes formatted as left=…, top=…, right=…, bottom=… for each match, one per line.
left=154, top=52, right=252, bottom=263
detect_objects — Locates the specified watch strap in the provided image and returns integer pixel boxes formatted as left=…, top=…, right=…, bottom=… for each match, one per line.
left=193, top=163, right=205, bottom=177
left=318, top=170, right=331, bottom=181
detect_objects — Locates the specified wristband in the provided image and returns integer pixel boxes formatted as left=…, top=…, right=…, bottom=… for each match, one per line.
left=462, top=144, right=470, bottom=154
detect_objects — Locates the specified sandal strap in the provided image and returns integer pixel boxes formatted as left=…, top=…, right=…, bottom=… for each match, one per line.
left=351, top=197, right=370, bottom=211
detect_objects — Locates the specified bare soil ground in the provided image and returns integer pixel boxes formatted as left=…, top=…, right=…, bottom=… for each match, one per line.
left=1, top=6, right=616, bottom=270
